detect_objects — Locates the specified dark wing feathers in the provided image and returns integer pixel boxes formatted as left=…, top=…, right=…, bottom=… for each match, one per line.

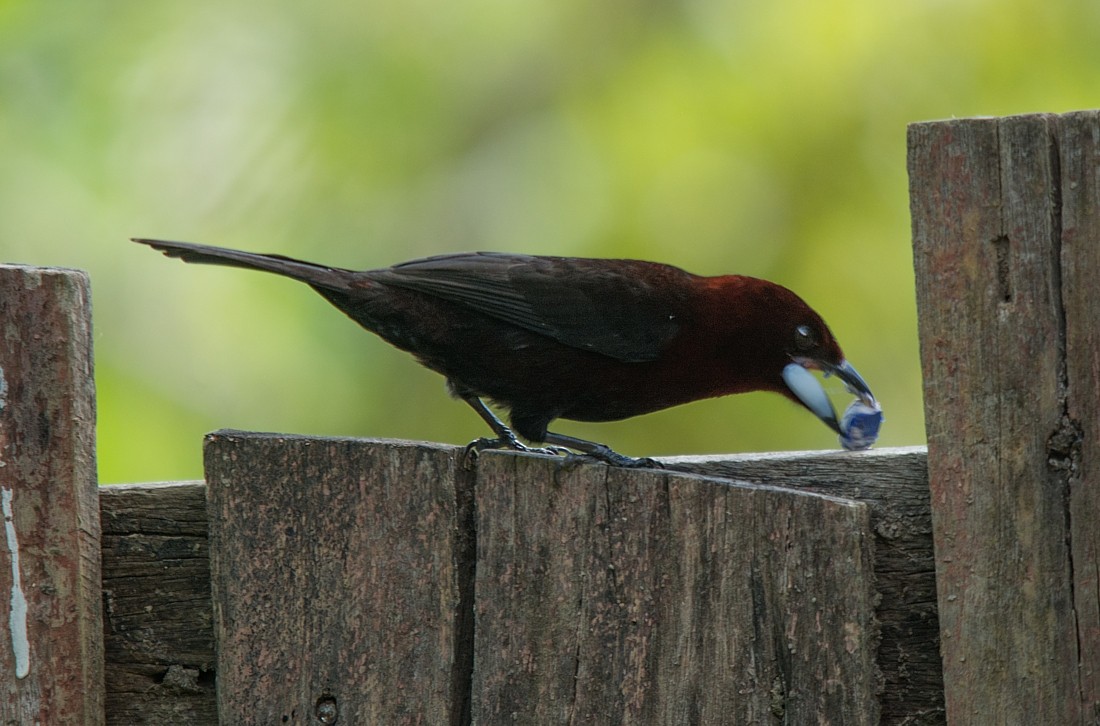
left=384, top=255, right=554, bottom=334
left=373, top=252, right=688, bottom=362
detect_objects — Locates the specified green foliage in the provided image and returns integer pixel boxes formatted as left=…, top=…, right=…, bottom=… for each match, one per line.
left=1, top=0, right=1097, bottom=481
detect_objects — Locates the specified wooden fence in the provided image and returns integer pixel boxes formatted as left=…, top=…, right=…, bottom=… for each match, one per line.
left=99, top=441, right=935, bottom=725
left=1, top=109, right=1097, bottom=724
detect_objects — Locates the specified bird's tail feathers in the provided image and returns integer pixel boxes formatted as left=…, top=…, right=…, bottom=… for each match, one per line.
left=132, top=238, right=355, bottom=291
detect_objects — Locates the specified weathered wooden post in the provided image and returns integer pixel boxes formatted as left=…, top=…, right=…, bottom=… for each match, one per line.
left=669, top=448, right=943, bottom=724
left=0, top=266, right=103, bottom=723
left=472, top=451, right=879, bottom=725
left=99, top=480, right=214, bottom=724
left=910, top=110, right=1100, bottom=723
left=205, top=434, right=474, bottom=726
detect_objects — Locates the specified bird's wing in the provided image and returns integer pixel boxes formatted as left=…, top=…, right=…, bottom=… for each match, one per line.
left=373, top=252, right=688, bottom=362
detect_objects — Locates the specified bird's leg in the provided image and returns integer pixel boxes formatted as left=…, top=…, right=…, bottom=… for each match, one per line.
left=541, top=431, right=662, bottom=469
left=458, top=394, right=568, bottom=465
left=453, top=386, right=653, bottom=468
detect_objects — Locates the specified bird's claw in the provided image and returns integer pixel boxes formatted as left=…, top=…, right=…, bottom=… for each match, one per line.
left=605, top=453, right=664, bottom=469
left=462, top=436, right=510, bottom=469
left=550, top=451, right=663, bottom=472
left=462, top=436, right=571, bottom=469
left=565, top=444, right=663, bottom=469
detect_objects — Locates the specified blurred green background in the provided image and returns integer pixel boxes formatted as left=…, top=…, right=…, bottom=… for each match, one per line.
left=1, top=1, right=1096, bottom=483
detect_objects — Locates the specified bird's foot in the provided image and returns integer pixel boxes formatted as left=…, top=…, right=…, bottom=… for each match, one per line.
left=582, top=444, right=664, bottom=469
left=461, top=425, right=660, bottom=470
left=462, top=436, right=569, bottom=469
left=554, top=445, right=663, bottom=470
left=559, top=452, right=664, bottom=470
left=539, top=432, right=663, bottom=469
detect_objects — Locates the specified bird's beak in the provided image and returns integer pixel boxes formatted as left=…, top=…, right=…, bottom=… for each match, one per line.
left=782, top=359, right=875, bottom=435
left=822, top=359, right=876, bottom=407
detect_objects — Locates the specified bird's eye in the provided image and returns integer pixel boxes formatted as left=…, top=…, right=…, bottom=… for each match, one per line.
left=794, top=324, right=817, bottom=351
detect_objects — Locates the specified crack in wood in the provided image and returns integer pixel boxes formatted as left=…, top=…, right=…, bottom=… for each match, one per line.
left=450, top=463, right=477, bottom=726
left=992, top=235, right=1012, bottom=303
left=1044, top=118, right=1087, bottom=710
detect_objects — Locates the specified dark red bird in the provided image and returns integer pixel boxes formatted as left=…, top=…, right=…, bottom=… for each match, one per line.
left=133, top=239, right=875, bottom=466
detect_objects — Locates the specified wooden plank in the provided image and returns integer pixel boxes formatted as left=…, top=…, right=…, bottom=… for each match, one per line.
left=1059, top=109, right=1100, bottom=712
left=205, top=432, right=472, bottom=726
left=909, top=113, right=1082, bottom=722
left=473, top=451, right=879, bottom=725
left=99, top=481, right=215, bottom=726
left=0, top=265, right=103, bottom=724
left=667, top=447, right=942, bottom=725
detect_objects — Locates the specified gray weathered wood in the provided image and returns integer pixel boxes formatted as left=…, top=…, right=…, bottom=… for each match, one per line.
left=666, top=447, right=943, bottom=725
left=0, top=266, right=103, bottom=724
left=473, top=450, right=880, bottom=725
left=100, top=481, right=215, bottom=726
left=205, top=432, right=472, bottom=726
left=102, top=441, right=941, bottom=723
left=1060, top=109, right=1100, bottom=709
left=910, top=112, right=1098, bottom=722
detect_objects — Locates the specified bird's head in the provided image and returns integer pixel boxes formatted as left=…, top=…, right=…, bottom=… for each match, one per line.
left=708, top=277, right=876, bottom=436
left=767, top=295, right=875, bottom=436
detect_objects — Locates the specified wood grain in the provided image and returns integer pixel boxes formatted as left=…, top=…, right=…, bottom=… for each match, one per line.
left=98, top=442, right=942, bottom=723
left=667, top=447, right=942, bottom=725
left=473, top=450, right=879, bottom=725
left=100, top=481, right=215, bottom=725
left=0, top=266, right=102, bottom=724
left=1059, top=109, right=1100, bottom=716
left=96, top=442, right=941, bottom=724
left=205, top=432, right=471, bottom=726
left=910, top=112, right=1095, bottom=722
